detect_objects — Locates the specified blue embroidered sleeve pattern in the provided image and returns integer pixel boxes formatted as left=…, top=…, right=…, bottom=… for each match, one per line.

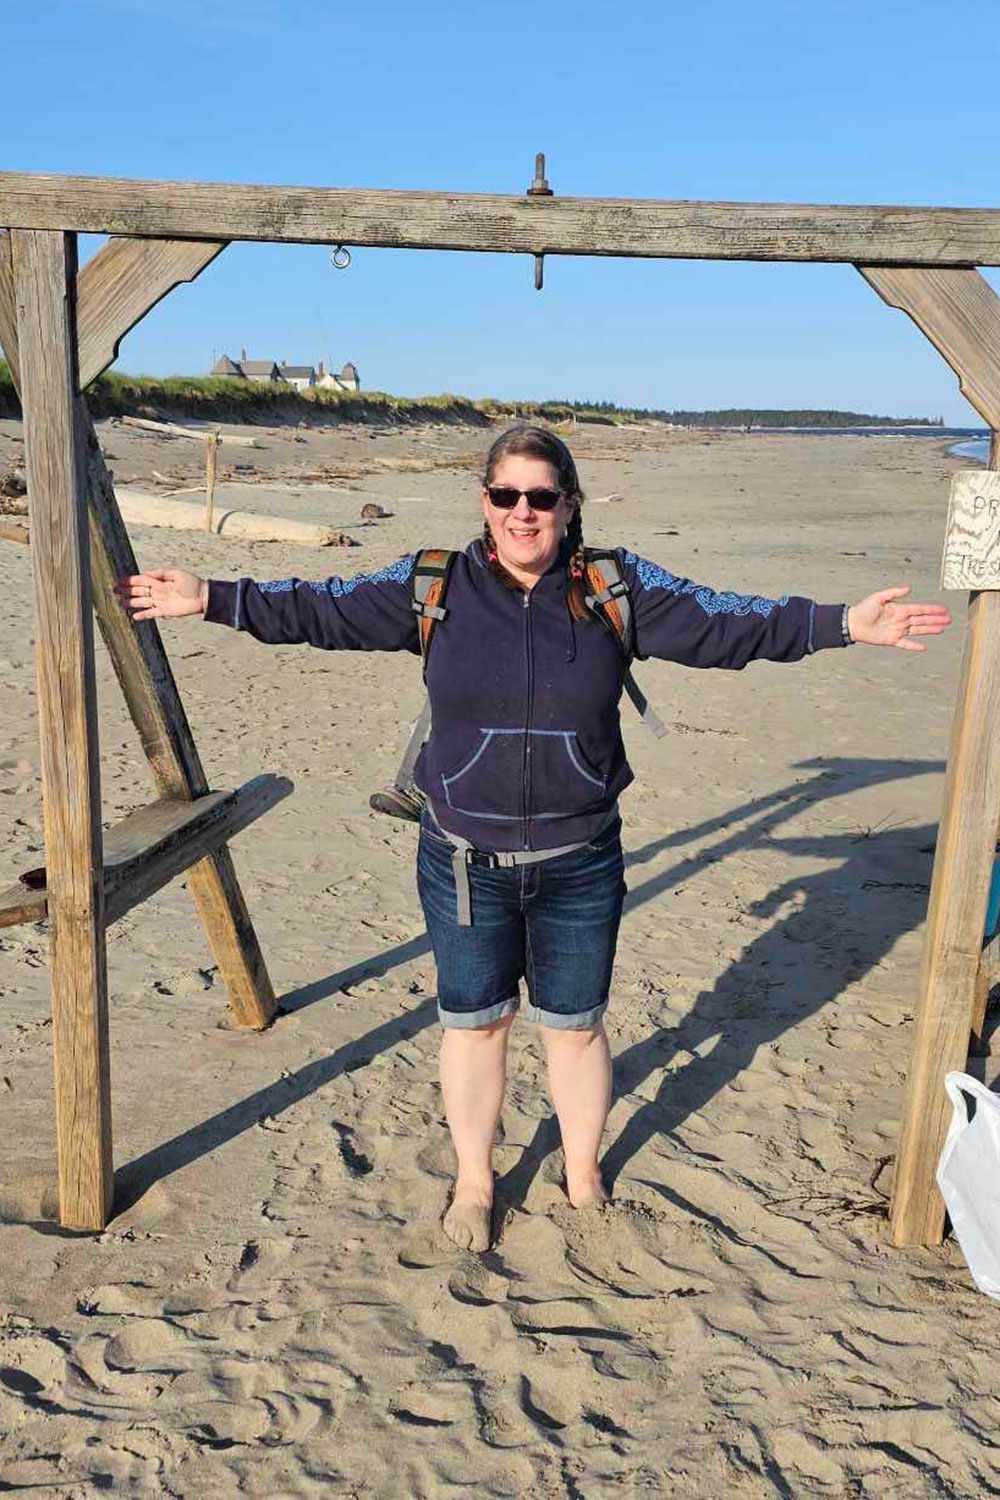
left=622, top=550, right=788, bottom=618
left=230, top=554, right=420, bottom=652
left=256, top=555, right=417, bottom=599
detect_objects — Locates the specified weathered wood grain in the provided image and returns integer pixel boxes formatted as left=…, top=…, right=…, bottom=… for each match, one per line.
left=12, top=228, right=112, bottom=1231
left=5, top=172, right=1000, bottom=264
left=0, top=230, right=18, bottom=388
left=76, top=236, right=225, bottom=389
left=0, top=777, right=292, bottom=928
left=102, top=776, right=291, bottom=924
left=855, top=273, right=1000, bottom=1244
left=80, top=419, right=282, bottom=1029
left=969, top=428, right=1000, bottom=1056
left=889, top=588, right=1000, bottom=1246
left=858, top=267, right=1000, bottom=428
left=2, top=286, right=282, bottom=1031
left=940, top=470, right=1000, bottom=589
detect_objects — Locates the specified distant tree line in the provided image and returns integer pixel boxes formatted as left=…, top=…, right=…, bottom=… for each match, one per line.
left=539, top=399, right=943, bottom=428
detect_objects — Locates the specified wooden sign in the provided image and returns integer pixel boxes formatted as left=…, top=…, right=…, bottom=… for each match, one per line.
left=941, top=470, right=1000, bottom=590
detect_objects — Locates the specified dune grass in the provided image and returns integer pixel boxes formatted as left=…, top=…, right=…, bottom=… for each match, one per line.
left=0, top=363, right=634, bottom=429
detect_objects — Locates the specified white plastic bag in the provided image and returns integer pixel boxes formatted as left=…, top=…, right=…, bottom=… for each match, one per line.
left=936, top=1072, right=1000, bottom=1300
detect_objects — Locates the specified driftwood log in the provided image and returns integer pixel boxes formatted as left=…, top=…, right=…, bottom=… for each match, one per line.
left=116, top=415, right=261, bottom=448
left=115, top=488, right=357, bottom=545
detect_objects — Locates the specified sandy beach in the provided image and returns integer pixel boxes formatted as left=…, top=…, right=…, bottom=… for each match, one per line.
left=0, top=416, right=997, bottom=1497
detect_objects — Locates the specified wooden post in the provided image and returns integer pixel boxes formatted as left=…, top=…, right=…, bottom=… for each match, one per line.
left=0, top=229, right=18, bottom=388
left=969, top=430, right=1000, bottom=1052
left=889, top=590, right=1000, bottom=1244
left=205, top=429, right=220, bottom=532
left=858, top=266, right=1000, bottom=1246
left=12, top=229, right=113, bottom=1230
left=0, top=231, right=278, bottom=1031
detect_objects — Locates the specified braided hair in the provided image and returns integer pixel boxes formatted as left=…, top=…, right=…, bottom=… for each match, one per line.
left=481, top=424, right=590, bottom=621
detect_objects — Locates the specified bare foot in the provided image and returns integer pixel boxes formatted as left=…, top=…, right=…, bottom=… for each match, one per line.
left=442, top=1185, right=493, bottom=1252
left=566, top=1171, right=609, bottom=1209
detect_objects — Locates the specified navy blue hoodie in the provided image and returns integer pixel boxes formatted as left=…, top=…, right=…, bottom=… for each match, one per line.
left=205, top=540, right=847, bottom=852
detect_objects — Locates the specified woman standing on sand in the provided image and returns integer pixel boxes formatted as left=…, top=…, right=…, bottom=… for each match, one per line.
left=117, top=426, right=950, bottom=1253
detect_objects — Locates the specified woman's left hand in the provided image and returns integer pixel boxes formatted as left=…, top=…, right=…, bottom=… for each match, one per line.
left=847, top=587, right=952, bottom=652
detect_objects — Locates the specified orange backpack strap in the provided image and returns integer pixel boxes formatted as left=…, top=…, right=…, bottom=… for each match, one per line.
left=411, top=548, right=457, bottom=675
left=583, top=549, right=667, bottom=739
left=583, top=549, right=632, bottom=656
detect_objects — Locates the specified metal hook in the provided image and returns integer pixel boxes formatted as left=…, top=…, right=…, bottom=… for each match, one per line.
left=330, top=245, right=352, bottom=270
left=525, top=153, right=553, bottom=293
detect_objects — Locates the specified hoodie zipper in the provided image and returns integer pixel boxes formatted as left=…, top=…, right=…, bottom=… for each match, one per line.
left=522, top=590, right=533, bottom=850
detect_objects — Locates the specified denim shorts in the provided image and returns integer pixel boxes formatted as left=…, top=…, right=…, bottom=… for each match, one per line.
left=417, top=815, right=626, bottom=1030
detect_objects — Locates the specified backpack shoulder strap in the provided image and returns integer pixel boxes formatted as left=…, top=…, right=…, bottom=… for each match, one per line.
left=390, top=548, right=456, bottom=794
left=583, top=547, right=633, bottom=657
left=583, top=548, right=667, bottom=740
left=411, top=548, right=457, bottom=675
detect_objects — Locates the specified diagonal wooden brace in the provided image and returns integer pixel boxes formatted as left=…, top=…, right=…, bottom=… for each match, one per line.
left=860, top=266, right=1000, bottom=430
left=1, top=228, right=278, bottom=1031
left=76, top=235, right=225, bottom=389
left=859, top=264, right=1000, bottom=1246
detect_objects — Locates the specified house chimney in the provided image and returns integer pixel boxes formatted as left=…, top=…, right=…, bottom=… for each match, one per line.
left=318, top=360, right=325, bottom=378
left=241, top=347, right=247, bottom=363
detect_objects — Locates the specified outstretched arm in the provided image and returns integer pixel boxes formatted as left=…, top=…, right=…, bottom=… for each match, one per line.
left=116, top=557, right=421, bottom=654
left=620, top=550, right=951, bottom=667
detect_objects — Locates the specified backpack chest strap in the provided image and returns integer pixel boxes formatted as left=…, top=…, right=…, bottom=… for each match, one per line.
left=584, top=578, right=630, bottom=610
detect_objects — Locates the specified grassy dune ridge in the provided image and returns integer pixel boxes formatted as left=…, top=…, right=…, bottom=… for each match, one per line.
left=0, top=365, right=938, bottom=431
left=0, top=364, right=621, bottom=429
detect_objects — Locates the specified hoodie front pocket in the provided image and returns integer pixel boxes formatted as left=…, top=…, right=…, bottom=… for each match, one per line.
left=526, top=729, right=606, bottom=819
left=441, top=729, right=606, bottom=823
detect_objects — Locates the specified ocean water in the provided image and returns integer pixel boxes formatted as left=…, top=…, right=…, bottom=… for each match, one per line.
left=760, top=425, right=990, bottom=464
left=949, top=436, right=991, bottom=464
left=748, top=424, right=989, bottom=455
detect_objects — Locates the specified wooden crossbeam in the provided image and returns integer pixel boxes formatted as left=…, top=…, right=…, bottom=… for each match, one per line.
left=0, top=229, right=281, bottom=1033
left=12, top=227, right=112, bottom=1231
left=0, top=776, right=292, bottom=930
left=4, top=171, right=1000, bottom=265
left=77, top=236, right=226, bottom=389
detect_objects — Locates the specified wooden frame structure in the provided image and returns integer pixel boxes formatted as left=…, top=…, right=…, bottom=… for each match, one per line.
left=1, top=171, right=999, bottom=1245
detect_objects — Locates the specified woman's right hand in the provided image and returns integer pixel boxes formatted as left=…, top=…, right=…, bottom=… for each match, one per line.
left=115, top=569, right=209, bottom=622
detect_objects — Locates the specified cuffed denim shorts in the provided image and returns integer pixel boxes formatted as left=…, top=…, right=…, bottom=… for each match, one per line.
left=417, top=814, right=626, bottom=1030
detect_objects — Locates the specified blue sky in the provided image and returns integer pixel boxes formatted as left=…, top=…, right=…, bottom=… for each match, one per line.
left=6, top=0, right=999, bottom=423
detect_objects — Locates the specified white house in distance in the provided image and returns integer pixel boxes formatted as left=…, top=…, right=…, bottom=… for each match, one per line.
left=317, top=361, right=361, bottom=393
left=211, top=350, right=361, bottom=393
left=278, top=362, right=315, bottom=392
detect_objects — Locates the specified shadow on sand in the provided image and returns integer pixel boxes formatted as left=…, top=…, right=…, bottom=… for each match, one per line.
left=115, top=755, right=942, bottom=1219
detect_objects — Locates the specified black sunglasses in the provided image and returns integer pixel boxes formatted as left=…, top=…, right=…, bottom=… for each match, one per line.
left=485, top=484, right=564, bottom=511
